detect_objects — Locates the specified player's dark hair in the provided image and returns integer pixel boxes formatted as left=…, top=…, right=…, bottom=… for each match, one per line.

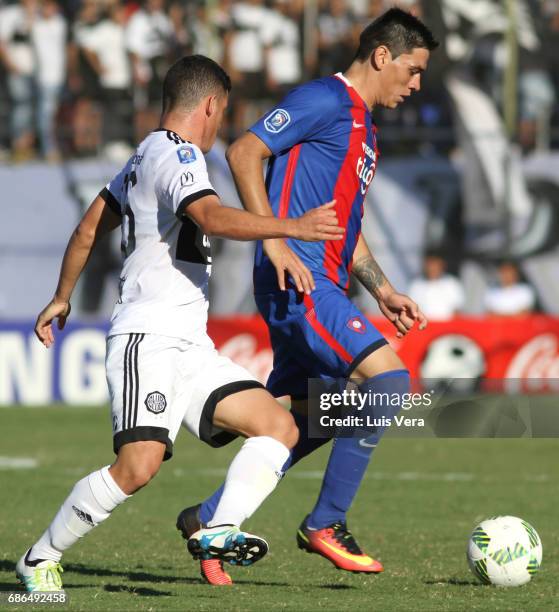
left=162, top=55, right=232, bottom=113
left=355, top=8, right=439, bottom=61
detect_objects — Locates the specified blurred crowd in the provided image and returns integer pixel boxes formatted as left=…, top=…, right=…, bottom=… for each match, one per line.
left=408, top=255, right=537, bottom=319
left=1, top=0, right=559, bottom=162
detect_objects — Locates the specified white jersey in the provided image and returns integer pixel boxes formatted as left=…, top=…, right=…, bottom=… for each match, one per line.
left=102, top=129, right=217, bottom=343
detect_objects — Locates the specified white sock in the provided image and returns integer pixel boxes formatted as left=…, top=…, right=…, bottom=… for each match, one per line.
left=29, top=466, right=130, bottom=562
left=208, top=436, right=289, bottom=528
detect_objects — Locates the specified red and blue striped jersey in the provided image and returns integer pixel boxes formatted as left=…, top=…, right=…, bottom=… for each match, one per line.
left=249, top=73, right=379, bottom=294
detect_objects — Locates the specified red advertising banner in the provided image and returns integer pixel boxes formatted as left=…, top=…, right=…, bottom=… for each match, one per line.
left=1, top=318, right=557, bottom=406
left=208, top=316, right=559, bottom=390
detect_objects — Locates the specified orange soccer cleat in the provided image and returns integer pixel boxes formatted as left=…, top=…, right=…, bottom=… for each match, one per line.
left=296, top=516, right=384, bottom=574
left=176, top=505, right=233, bottom=586
left=199, top=558, right=233, bottom=586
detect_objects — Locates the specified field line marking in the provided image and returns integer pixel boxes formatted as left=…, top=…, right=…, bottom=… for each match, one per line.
left=179, top=468, right=475, bottom=482
left=0, top=456, right=38, bottom=469
left=173, top=468, right=551, bottom=483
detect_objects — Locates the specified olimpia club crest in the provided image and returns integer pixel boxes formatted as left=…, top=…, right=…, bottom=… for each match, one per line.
left=145, top=391, right=167, bottom=414
left=467, top=516, right=542, bottom=586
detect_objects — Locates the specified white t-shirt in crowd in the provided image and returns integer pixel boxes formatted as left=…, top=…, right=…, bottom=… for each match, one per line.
left=82, top=19, right=130, bottom=89
left=483, top=283, right=536, bottom=315
left=408, top=274, right=465, bottom=320
left=125, top=9, right=174, bottom=60
left=262, top=10, right=301, bottom=85
left=0, top=5, right=35, bottom=75
left=229, top=2, right=270, bottom=73
left=32, top=12, right=67, bottom=87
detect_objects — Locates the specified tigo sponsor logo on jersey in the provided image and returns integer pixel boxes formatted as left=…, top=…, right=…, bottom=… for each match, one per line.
left=177, top=145, right=197, bottom=164
left=356, top=157, right=375, bottom=196
left=356, top=142, right=377, bottom=196
left=145, top=391, right=167, bottom=414
left=264, top=109, right=291, bottom=133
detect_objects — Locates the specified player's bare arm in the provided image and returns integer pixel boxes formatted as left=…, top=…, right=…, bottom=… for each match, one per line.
left=34, top=195, right=121, bottom=348
left=226, top=132, right=322, bottom=294
left=226, top=132, right=277, bottom=218
left=186, top=193, right=343, bottom=243
left=352, top=234, right=427, bottom=337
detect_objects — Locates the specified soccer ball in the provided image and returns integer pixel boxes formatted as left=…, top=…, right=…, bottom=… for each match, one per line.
left=467, top=516, right=542, bottom=586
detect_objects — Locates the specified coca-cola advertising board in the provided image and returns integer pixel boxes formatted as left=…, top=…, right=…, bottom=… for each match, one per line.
left=1, top=316, right=558, bottom=405
left=210, top=315, right=559, bottom=392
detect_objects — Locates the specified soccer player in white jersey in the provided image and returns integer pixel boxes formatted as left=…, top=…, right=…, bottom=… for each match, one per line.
left=16, top=55, right=344, bottom=592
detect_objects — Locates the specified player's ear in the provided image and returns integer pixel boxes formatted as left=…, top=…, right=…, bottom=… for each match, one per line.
left=371, top=45, right=391, bottom=70
left=206, top=95, right=218, bottom=118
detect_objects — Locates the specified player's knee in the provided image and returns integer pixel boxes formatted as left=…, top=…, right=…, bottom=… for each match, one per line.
left=266, top=410, right=299, bottom=449
left=352, top=344, right=406, bottom=379
left=111, top=450, right=163, bottom=494
left=127, top=462, right=160, bottom=492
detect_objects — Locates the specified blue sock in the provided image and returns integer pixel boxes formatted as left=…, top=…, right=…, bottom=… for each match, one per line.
left=306, top=369, right=410, bottom=530
left=198, top=408, right=330, bottom=524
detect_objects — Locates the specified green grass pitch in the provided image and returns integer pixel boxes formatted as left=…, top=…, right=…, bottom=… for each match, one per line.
left=0, top=407, right=557, bottom=611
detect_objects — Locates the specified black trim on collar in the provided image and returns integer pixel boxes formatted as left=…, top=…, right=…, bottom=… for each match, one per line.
left=153, top=128, right=189, bottom=144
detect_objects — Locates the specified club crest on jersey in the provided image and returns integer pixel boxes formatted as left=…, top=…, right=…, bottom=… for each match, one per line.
left=264, top=108, right=291, bottom=133
left=177, top=145, right=196, bottom=164
left=347, top=316, right=367, bottom=334
left=145, top=391, right=167, bottom=414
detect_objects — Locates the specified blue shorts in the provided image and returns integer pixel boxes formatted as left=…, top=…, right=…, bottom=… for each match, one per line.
left=255, top=283, right=387, bottom=399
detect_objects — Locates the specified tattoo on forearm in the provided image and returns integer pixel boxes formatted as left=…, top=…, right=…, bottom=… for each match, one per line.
left=352, top=255, right=386, bottom=297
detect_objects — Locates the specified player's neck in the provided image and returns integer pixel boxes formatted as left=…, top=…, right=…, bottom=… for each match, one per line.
left=343, top=63, right=378, bottom=111
left=159, top=112, right=203, bottom=149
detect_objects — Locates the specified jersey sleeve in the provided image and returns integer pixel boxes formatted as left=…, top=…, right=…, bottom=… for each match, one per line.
left=155, top=143, right=217, bottom=218
left=249, top=80, right=338, bottom=155
left=99, top=166, right=128, bottom=217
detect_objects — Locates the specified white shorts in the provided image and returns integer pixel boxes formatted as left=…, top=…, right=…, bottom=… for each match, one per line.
left=105, top=333, right=263, bottom=460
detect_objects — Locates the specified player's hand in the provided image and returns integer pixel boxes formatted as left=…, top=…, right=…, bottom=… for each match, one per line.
left=292, top=200, right=345, bottom=242
left=378, top=291, right=427, bottom=338
left=34, top=299, right=71, bottom=348
left=263, top=238, right=315, bottom=295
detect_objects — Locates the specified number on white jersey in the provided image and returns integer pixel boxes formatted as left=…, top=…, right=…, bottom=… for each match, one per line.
left=121, top=171, right=137, bottom=256
left=177, top=218, right=212, bottom=264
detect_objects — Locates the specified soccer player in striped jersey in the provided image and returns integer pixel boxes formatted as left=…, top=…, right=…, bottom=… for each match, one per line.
left=15, top=55, right=344, bottom=592
left=180, top=9, right=438, bottom=581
